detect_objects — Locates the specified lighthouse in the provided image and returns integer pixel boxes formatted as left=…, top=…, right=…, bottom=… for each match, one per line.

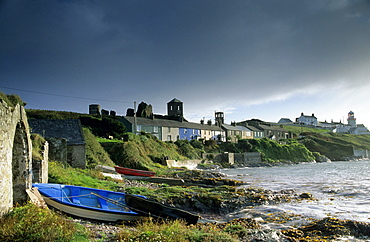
left=347, top=111, right=356, bottom=127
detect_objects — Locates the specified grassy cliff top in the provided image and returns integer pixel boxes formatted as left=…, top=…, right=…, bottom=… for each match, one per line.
left=0, top=91, right=25, bottom=107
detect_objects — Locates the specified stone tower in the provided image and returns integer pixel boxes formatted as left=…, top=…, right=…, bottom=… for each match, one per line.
left=215, top=112, right=224, bottom=126
left=347, top=110, right=356, bottom=127
left=167, top=98, right=183, bottom=117
left=89, top=104, right=101, bottom=115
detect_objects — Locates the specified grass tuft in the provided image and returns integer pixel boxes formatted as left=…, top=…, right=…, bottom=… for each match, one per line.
left=117, top=218, right=238, bottom=242
left=0, top=203, right=88, bottom=242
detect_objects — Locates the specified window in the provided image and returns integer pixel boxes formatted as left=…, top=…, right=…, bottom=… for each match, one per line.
left=167, top=135, right=171, bottom=141
left=184, top=129, right=187, bottom=134
left=153, top=126, right=158, bottom=132
left=168, top=127, right=171, bottom=132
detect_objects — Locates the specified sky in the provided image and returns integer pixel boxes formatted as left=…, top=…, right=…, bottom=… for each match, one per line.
left=1, top=0, right=370, bottom=127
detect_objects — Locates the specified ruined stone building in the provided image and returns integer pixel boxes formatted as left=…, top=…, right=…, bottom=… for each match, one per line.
left=28, top=119, right=86, bottom=168
left=0, top=100, right=33, bottom=215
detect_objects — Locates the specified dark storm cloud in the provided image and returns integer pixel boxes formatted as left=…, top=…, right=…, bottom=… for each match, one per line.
left=1, top=0, right=370, bottom=123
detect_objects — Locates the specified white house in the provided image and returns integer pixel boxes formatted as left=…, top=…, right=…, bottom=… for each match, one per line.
left=296, top=112, right=318, bottom=126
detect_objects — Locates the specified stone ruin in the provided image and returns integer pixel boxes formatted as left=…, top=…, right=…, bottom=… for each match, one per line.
left=0, top=99, right=48, bottom=216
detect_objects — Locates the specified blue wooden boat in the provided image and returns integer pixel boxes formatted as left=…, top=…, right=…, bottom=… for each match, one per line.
left=32, top=183, right=143, bottom=222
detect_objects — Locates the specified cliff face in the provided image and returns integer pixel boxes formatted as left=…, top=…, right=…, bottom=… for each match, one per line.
left=0, top=99, right=32, bottom=215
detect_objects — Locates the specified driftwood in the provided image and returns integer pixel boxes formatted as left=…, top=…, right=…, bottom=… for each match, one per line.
left=26, top=187, right=48, bottom=209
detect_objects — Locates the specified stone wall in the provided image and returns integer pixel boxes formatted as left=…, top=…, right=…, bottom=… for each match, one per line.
left=0, top=101, right=32, bottom=215
left=46, top=137, right=67, bottom=163
left=67, top=145, right=86, bottom=169
left=235, top=152, right=262, bottom=163
left=32, top=140, right=49, bottom=183
left=353, top=148, right=369, bottom=158
left=203, top=152, right=261, bottom=164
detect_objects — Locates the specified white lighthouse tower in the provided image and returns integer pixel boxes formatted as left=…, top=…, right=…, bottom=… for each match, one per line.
left=347, top=111, right=356, bottom=127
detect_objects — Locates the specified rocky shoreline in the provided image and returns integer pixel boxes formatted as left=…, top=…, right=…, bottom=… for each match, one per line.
left=78, top=169, right=370, bottom=241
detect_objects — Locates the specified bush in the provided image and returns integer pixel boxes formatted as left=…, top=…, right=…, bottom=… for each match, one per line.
left=190, top=139, right=204, bottom=150
left=0, top=92, right=24, bottom=108
left=175, top=140, right=201, bottom=159
left=31, top=133, right=45, bottom=161
left=0, top=203, right=87, bottom=242
left=83, top=127, right=115, bottom=168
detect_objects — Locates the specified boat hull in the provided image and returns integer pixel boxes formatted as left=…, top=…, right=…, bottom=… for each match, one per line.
left=125, top=194, right=199, bottom=224
left=114, top=166, right=156, bottom=177
left=42, top=196, right=141, bottom=222
left=32, top=183, right=143, bottom=222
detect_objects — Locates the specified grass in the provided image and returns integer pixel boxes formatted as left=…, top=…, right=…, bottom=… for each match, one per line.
left=236, top=138, right=315, bottom=163
left=299, top=132, right=370, bottom=160
left=117, top=218, right=238, bottom=242
left=31, top=133, right=45, bottom=161
left=83, top=127, right=116, bottom=168
left=106, top=133, right=187, bottom=172
left=0, top=92, right=24, bottom=108
left=282, top=125, right=331, bottom=137
left=0, top=203, right=89, bottom=242
left=48, top=161, right=123, bottom=190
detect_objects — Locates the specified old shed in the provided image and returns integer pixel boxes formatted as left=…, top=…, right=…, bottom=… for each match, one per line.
left=28, top=119, right=86, bottom=168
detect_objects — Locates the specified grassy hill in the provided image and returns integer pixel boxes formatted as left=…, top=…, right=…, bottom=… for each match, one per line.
left=298, top=132, right=370, bottom=160
left=222, top=138, right=315, bottom=163
left=27, top=109, right=202, bottom=171
left=282, top=124, right=332, bottom=137
left=27, top=109, right=370, bottom=167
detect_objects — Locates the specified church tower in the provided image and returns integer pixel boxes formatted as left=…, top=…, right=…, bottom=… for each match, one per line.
left=347, top=111, right=356, bottom=127
left=167, top=98, right=183, bottom=117
left=215, top=112, right=224, bottom=126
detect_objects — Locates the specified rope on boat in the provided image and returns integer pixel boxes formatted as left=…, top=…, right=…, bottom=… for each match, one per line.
left=90, top=192, right=130, bottom=210
left=42, top=193, right=97, bottom=199
left=90, top=192, right=164, bottom=219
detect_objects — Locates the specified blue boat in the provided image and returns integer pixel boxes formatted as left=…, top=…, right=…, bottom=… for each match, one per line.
left=32, top=183, right=143, bottom=222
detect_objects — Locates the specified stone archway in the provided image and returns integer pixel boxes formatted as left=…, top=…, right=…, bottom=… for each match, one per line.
left=12, top=121, right=31, bottom=205
left=0, top=102, right=32, bottom=215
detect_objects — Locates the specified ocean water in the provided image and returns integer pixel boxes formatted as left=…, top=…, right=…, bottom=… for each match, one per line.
left=221, top=160, right=370, bottom=223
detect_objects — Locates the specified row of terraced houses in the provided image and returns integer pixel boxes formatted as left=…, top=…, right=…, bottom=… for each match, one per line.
left=91, top=98, right=370, bottom=143
left=91, top=98, right=293, bottom=143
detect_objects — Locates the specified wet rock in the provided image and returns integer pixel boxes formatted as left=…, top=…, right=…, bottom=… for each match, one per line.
left=170, top=169, right=227, bottom=179
left=283, top=217, right=370, bottom=241
left=315, top=155, right=331, bottom=163
left=298, top=192, right=313, bottom=199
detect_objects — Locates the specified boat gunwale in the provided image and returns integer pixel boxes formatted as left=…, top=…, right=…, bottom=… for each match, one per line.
left=114, top=166, right=156, bottom=176
left=33, top=184, right=140, bottom=215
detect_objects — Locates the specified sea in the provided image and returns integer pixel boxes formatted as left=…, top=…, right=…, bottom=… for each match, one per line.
left=221, top=160, right=370, bottom=223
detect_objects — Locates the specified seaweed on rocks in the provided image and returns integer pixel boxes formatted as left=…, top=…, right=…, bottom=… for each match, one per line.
left=282, top=217, right=370, bottom=241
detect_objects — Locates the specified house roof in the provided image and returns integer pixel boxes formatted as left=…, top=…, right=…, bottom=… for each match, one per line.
left=28, top=119, right=85, bottom=145
left=121, top=116, right=222, bottom=131
left=236, top=126, right=252, bottom=132
left=168, top=98, right=182, bottom=103
left=244, top=125, right=261, bottom=132
left=278, top=118, right=293, bottom=123
left=221, top=124, right=241, bottom=131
